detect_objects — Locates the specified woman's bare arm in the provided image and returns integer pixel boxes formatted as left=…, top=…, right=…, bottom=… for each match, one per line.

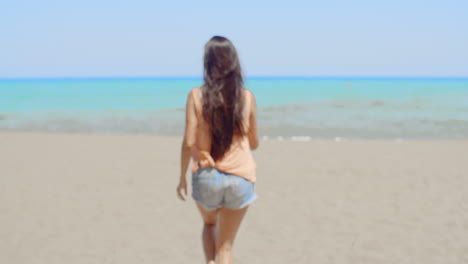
left=247, top=90, right=259, bottom=150
left=177, top=90, right=197, bottom=201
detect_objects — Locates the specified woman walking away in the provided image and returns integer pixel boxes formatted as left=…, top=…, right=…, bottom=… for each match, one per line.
left=176, top=36, right=259, bottom=264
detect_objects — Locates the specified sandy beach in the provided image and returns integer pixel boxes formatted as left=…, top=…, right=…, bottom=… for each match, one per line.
left=1, top=132, right=467, bottom=264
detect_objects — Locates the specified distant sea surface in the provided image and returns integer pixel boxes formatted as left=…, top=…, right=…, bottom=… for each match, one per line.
left=1, top=77, right=467, bottom=139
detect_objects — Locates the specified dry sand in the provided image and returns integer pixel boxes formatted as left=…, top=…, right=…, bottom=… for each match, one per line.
left=1, top=132, right=467, bottom=264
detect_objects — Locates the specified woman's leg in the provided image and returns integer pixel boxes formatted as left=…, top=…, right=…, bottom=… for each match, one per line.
left=216, top=206, right=249, bottom=264
left=195, top=202, right=219, bottom=264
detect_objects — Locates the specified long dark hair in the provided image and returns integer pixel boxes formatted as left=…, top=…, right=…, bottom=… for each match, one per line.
left=202, top=36, right=245, bottom=161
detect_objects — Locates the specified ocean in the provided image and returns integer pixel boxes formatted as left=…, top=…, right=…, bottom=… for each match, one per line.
left=1, top=77, right=467, bottom=139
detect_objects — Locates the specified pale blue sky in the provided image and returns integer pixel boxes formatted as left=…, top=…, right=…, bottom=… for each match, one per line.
left=1, top=0, right=467, bottom=78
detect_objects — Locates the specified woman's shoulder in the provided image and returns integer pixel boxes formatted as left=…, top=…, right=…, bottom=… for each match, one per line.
left=242, top=88, right=256, bottom=107
left=241, top=88, right=254, bottom=99
left=187, top=87, right=204, bottom=101
left=189, top=86, right=202, bottom=95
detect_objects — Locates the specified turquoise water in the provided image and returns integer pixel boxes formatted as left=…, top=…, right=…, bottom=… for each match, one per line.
left=1, top=77, right=467, bottom=139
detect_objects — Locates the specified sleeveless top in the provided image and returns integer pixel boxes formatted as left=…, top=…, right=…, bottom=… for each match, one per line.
left=184, top=87, right=257, bottom=183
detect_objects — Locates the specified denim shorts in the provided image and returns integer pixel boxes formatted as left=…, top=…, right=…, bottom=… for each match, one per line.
left=192, top=167, right=257, bottom=211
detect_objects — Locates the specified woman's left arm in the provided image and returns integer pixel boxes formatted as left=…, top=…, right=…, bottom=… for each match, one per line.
left=177, top=90, right=198, bottom=201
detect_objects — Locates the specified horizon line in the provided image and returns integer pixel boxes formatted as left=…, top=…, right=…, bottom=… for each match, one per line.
left=1, top=75, right=468, bottom=81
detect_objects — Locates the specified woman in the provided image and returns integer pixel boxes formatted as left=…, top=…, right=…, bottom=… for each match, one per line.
left=176, top=36, right=259, bottom=264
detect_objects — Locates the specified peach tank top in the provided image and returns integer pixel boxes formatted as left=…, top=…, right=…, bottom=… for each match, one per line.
left=184, top=87, right=256, bottom=183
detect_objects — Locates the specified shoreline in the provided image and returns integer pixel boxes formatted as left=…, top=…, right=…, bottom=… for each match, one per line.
left=1, top=130, right=467, bottom=142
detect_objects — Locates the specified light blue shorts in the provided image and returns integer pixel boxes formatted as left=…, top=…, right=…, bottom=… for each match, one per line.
left=192, top=167, right=257, bottom=211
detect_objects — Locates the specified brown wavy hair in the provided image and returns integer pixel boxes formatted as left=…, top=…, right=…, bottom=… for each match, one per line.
left=202, top=36, right=246, bottom=161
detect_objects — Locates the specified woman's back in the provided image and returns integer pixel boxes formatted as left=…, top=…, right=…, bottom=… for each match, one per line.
left=185, top=86, right=257, bottom=182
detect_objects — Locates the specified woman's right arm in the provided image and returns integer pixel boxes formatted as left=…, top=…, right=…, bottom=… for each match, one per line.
left=177, top=89, right=197, bottom=201
left=247, top=90, right=259, bottom=150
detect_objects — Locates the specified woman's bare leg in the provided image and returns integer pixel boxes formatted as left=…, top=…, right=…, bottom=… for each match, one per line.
left=216, top=206, right=248, bottom=264
left=196, top=202, right=219, bottom=264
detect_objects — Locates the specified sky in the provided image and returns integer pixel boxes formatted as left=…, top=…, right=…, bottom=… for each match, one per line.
left=1, top=0, right=467, bottom=78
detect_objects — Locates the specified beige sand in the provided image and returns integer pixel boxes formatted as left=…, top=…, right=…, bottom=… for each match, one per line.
left=1, top=132, right=467, bottom=264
